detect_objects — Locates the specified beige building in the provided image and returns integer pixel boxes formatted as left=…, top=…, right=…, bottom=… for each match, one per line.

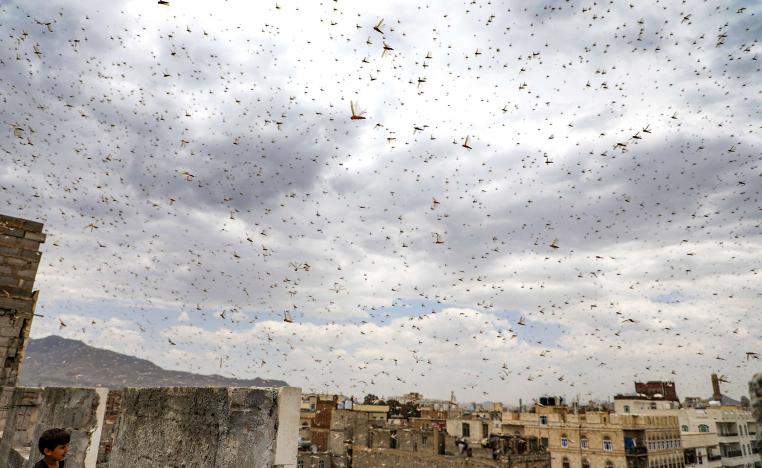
left=501, top=405, right=684, bottom=468
left=447, top=412, right=506, bottom=446
left=447, top=416, right=493, bottom=445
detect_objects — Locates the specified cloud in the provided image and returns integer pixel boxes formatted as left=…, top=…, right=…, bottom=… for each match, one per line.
left=4, top=0, right=761, bottom=401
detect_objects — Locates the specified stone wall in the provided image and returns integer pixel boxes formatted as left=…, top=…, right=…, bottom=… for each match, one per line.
left=0, top=386, right=300, bottom=468
left=0, top=214, right=45, bottom=390
left=0, top=214, right=45, bottom=438
left=105, top=386, right=299, bottom=467
left=0, top=386, right=106, bottom=468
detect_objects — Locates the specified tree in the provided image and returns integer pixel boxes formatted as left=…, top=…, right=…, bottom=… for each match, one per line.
left=400, top=401, right=421, bottom=418
left=386, top=399, right=402, bottom=415
left=363, top=393, right=380, bottom=405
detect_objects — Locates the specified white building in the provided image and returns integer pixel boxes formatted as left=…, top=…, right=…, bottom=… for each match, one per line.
left=613, top=398, right=758, bottom=468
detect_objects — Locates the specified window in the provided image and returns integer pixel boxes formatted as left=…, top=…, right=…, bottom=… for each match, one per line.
left=698, top=424, right=709, bottom=433
left=624, top=405, right=631, bottom=413
left=482, top=422, right=489, bottom=438
left=582, top=459, right=591, bottom=468
left=606, top=461, right=614, bottom=468
left=462, top=422, right=470, bottom=437
left=603, top=437, right=613, bottom=451
left=562, top=457, right=570, bottom=468
left=297, top=460, right=304, bottom=468
left=539, top=415, right=548, bottom=425
left=318, top=461, right=325, bottom=468
left=561, top=434, right=569, bottom=448
left=581, top=436, right=589, bottom=449
left=681, top=425, right=688, bottom=432
left=650, top=402, right=657, bottom=409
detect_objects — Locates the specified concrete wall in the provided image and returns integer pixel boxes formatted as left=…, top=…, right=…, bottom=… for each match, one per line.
left=0, top=386, right=106, bottom=468
left=106, top=386, right=299, bottom=467
left=0, top=386, right=300, bottom=468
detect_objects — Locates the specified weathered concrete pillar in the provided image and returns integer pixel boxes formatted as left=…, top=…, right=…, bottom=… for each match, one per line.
left=750, top=373, right=762, bottom=461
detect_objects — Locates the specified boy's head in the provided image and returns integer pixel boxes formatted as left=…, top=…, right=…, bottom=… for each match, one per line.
left=38, top=428, right=70, bottom=460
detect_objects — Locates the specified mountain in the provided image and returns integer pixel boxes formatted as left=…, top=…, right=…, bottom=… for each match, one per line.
left=19, top=335, right=287, bottom=389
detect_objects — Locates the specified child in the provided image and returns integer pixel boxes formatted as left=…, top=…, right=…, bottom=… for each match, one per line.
left=35, top=428, right=70, bottom=468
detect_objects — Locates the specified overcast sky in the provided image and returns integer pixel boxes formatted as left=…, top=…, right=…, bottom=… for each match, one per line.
left=1, top=0, right=760, bottom=403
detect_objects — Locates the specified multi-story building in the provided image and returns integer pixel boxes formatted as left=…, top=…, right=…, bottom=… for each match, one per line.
left=614, top=375, right=759, bottom=468
left=612, top=403, right=759, bottom=468
left=711, top=407, right=758, bottom=467
left=615, top=400, right=725, bottom=467
left=501, top=403, right=684, bottom=468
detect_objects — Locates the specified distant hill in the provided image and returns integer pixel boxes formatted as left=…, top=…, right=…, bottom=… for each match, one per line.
left=20, top=335, right=287, bottom=389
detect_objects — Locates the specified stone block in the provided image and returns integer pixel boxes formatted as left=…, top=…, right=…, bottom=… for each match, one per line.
left=15, top=270, right=37, bottom=281
left=22, top=232, right=45, bottom=243
left=0, top=246, right=22, bottom=260
left=0, top=297, right=34, bottom=313
left=0, top=215, right=44, bottom=233
left=18, top=250, right=41, bottom=261
left=0, top=228, right=26, bottom=239
left=2, top=256, right=29, bottom=267
left=0, top=236, right=40, bottom=253
left=0, top=276, right=18, bottom=288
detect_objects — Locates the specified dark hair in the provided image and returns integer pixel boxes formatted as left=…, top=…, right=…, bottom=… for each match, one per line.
left=38, top=428, right=70, bottom=454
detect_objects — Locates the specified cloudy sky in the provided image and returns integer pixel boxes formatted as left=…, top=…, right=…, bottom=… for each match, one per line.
left=1, top=0, right=760, bottom=403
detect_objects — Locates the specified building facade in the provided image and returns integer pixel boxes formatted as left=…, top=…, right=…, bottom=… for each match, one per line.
left=613, top=398, right=759, bottom=468
left=501, top=405, right=684, bottom=468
